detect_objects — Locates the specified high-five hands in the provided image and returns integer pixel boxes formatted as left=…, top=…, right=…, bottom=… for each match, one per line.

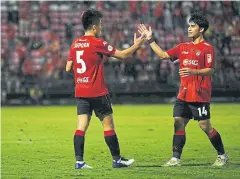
left=138, top=24, right=153, bottom=40
left=134, top=32, right=147, bottom=47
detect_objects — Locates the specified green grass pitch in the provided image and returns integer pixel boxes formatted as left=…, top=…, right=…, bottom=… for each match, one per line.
left=1, top=104, right=240, bottom=179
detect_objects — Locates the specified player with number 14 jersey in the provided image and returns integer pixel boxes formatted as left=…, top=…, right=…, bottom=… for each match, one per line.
left=138, top=11, right=228, bottom=167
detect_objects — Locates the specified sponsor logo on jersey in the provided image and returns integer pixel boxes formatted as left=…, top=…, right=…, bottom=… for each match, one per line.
left=182, top=51, right=189, bottom=54
left=207, top=54, right=212, bottom=63
left=77, top=77, right=89, bottom=83
left=108, top=45, right=113, bottom=51
left=183, top=59, right=198, bottom=66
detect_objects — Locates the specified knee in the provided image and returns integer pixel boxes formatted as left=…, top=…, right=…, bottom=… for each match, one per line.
left=174, top=117, right=185, bottom=131
left=77, top=115, right=90, bottom=131
left=102, top=123, right=114, bottom=131
left=102, top=115, right=114, bottom=131
left=199, top=122, right=207, bottom=132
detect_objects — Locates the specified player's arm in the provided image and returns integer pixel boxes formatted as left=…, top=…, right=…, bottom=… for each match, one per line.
left=66, top=48, right=73, bottom=72
left=66, top=61, right=73, bottom=72
left=179, top=68, right=214, bottom=77
left=112, top=33, right=146, bottom=60
left=148, top=42, right=169, bottom=59
left=138, top=24, right=171, bottom=60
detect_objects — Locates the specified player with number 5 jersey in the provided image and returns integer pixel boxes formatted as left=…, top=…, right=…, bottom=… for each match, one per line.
left=68, top=36, right=116, bottom=97
left=66, top=9, right=147, bottom=169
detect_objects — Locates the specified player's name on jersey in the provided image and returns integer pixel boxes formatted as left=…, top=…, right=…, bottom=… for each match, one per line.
left=74, top=43, right=90, bottom=48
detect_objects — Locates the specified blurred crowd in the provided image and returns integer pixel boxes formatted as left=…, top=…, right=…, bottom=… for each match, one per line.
left=1, top=1, right=240, bottom=96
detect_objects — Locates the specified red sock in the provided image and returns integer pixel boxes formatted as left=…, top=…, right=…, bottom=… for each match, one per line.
left=75, top=130, right=85, bottom=136
left=104, top=130, right=120, bottom=161
left=104, top=130, right=116, bottom=136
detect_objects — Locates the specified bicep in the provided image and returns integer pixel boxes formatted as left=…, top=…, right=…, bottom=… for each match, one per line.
left=66, top=61, right=73, bottom=72
left=166, top=44, right=181, bottom=61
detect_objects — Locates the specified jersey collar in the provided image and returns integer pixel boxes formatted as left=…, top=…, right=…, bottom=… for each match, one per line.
left=191, top=40, right=205, bottom=46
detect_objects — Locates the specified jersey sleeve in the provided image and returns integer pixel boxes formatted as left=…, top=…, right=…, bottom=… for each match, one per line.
left=205, top=46, right=215, bottom=68
left=67, top=47, right=73, bottom=61
left=166, top=44, right=181, bottom=61
left=94, top=39, right=116, bottom=57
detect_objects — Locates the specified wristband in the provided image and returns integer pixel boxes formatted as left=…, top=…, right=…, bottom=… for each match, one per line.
left=148, top=38, right=155, bottom=44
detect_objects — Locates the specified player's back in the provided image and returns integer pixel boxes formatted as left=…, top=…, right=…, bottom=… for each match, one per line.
left=68, top=35, right=115, bottom=97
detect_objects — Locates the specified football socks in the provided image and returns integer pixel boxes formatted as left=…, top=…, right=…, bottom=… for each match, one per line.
left=208, top=128, right=225, bottom=155
left=104, top=130, right=121, bottom=161
left=74, top=130, right=85, bottom=161
left=172, top=130, right=186, bottom=159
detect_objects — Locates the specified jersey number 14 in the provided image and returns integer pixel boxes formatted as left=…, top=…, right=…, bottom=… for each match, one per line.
left=198, top=106, right=208, bottom=117
left=76, top=50, right=86, bottom=74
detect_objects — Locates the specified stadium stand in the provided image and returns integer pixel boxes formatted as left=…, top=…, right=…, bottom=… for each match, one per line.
left=1, top=1, right=240, bottom=105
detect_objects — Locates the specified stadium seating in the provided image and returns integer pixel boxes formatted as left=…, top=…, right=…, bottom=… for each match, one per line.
left=1, top=1, right=240, bottom=98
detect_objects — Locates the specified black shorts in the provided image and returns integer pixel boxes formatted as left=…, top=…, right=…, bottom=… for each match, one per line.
left=76, top=94, right=113, bottom=121
left=173, top=98, right=210, bottom=121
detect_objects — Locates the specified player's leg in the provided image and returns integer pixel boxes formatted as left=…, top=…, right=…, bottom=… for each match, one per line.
left=172, top=117, right=190, bottom=158
left=74, top=98, right=93, bottom=169
left=102, top=114, right=120, bottom=161
left=191, top=103, right=228, bottom=166
left=93, top=94, right=134, bottom=168
left=162, top=99, right=192, bottom=167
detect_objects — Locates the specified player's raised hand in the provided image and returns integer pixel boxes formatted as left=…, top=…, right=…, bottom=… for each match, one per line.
left=134, top=32, right=147, bottom=47
left=179, top=68, right=197, bottom=77
left=138, top=24, right=152, bottom=40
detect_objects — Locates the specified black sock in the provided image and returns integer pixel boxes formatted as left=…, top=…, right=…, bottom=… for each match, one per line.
left=208, top=128, right=225, bottom=155
left=74, top=130, right=85, bottom=161
left=104, top=130, right=120, bottom=161
left=172, top=130, right=186, bottom=159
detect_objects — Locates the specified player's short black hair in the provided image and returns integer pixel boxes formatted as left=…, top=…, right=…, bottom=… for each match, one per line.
left=81, top=9, right=102, bottom=31
left=189, top=11, right=209, bottom=33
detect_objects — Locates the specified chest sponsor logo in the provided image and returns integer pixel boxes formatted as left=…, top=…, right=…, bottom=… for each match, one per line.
left=77, top=77, right=89, bottom=83
left=183, top=59, right=198, bottom=66
left=207, top=54, right=212, bottom=63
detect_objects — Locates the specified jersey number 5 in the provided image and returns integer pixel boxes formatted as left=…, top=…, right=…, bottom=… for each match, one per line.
left=76, top=50, right=86, bottom=74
